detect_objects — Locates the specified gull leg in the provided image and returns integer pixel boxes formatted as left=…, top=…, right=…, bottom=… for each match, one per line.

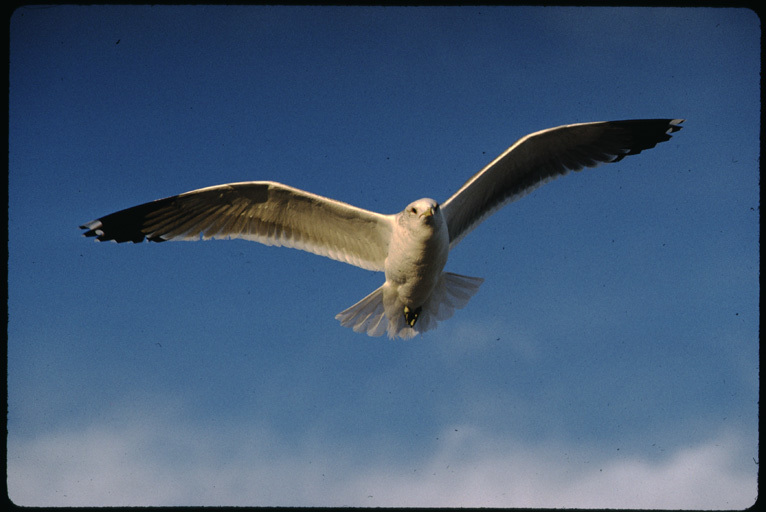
left=403, top=305, right=422, bottom=327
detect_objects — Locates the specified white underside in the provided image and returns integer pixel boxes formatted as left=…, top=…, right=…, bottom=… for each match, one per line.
left=335, top=272, right=484, bottom=339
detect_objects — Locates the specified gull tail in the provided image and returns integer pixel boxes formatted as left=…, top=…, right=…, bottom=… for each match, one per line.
left=335, top=272, right=484, bottom=339
left=417, top=272, right=485, bottom=333
left=335, top=286, right=388, bottom=337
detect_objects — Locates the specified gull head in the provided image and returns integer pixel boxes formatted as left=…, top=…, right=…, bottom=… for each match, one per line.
left=396, top=198, right=448, bottom=244
left=404, top=198, right=440, bottom=224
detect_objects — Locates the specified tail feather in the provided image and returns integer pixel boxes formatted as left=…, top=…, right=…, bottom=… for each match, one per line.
left=335, top=272, right=484, bottom=339
left=441, top=272, right=484, bottom=305
left=335, top=286, right=388, bottom=337
left=422, top=272, right=484, bottom=326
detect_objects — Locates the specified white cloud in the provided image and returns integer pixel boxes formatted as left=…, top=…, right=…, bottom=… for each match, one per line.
left=7, top=411, right=757, bottom=509
left=337, top=425, right=757, bottom=509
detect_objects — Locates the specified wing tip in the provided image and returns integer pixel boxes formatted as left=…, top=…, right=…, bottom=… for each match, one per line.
left=79, top=218, right=154, bottom=243
left=79, top=220, right=105, bottom=240
left=668, top=118, right=685, bottom=133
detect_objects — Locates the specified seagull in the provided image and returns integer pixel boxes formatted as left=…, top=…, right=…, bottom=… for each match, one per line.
left=80, top=119, right=683, bottom=339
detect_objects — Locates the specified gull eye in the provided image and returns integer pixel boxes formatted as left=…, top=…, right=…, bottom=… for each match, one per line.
left=409, top=207, right=417, bottom=214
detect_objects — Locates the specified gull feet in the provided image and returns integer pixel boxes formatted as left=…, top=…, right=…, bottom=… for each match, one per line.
left=403, top=305, right=422, bottom=327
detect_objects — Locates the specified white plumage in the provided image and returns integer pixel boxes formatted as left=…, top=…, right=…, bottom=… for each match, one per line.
left=81, top=119, right=683, bottom=339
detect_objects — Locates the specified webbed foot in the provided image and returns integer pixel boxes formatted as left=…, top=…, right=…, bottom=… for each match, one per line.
left=403, top=305, right=422, bottom=327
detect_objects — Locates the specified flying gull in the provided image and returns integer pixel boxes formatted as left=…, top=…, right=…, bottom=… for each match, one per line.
left=80, top=119, right=683, bottom=339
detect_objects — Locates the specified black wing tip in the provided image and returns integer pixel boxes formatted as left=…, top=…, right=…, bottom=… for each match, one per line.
left=79, top=198, right=177, bottom=243
left=79, top=220, right=105, bottom=239
left=667, top=118, right=684, bottom=133
left=79, top=219, right=154, bottom=243
left=609, top=118, right=684, bottom=162
left=652, top=118, right=685, bottom=142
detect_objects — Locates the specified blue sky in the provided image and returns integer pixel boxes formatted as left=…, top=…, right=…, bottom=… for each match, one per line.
left=7, top=5, right=759, bottom=508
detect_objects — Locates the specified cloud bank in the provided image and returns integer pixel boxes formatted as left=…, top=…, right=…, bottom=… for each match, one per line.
left=7, top=410, right=756, bottom=509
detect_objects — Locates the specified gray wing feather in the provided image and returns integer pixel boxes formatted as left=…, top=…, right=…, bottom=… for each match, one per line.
left=80, top=181, right=393, bottom=271
left=441, top=119, right=683, bottom=248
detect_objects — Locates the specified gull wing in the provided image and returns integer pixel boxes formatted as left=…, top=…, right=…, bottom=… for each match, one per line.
left=80, top=181, right=394, bottom=271
left=441, top=119, right=683, bottom=248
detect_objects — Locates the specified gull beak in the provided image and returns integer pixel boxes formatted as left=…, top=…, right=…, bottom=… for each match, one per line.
left=420, top=207, right=435, bottom=218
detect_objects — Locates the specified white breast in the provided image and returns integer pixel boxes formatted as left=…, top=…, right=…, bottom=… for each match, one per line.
left=384, top=208, right=450, bottom=308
